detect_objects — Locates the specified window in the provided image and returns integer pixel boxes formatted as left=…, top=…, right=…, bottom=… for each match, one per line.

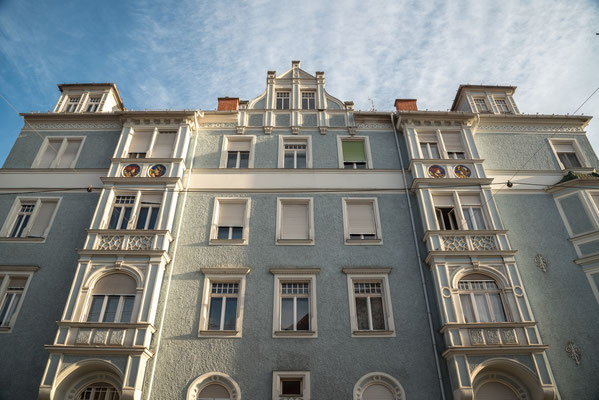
left=127, top=130, right=152, bottom=158
left=461, top=194, right=487, bottom=230
left=458, top=274, right=507, bottom=323
left=34, top=136, right=84, bottom=168
left=86, top=274, right=137, bottom=323
left=338, top=137, right=372, bottom=169
left=198, top=384, right=231, bottom=400
left=278, top=136, right=312, bottom=169
left=271, top=269, right=318, bottom=338
left=210, top=198, right=250, bottom=245
left=276, top=92, right=290, bottom=109
left=276, top=198, right=314, bottom=245
left=106, top=193, right=162, bottom=230
left=0, top=272, right=33, bottom=330
left=494, top=98, right=511, bottom=113
left=417, top=133, right=440, bottom=159
left=441, top=132, right=466, bottom=159
left=353, top=373, right=405, bottom=400
left=551, top=140, right=583, bottom=169
left=108, top=195, right=135, bottom=229
left=302, top=92, right=315, bottom=109
left=344, top=269, right=394, bottom=337
left=220, top=136, right=255, bottom=169
left=65, top=96, right=80, bottom=112
left=188, top=372, right=240, bottom=400
left=152, top=130, right=177, bottom=158
left=342, top=198, right=382, bottom=244
left=433, top=194, right=487, bottom=230
left=135, top=194, right=161, bottom=230
left=86, top=96, right=101, bottom=112
left=199, top=269, right=248, bottom=337
left=473, top=97, right=489, bottom=113
left=272, top=371, right=310, bottom=400
left=77, top=383, right=120, bottom=400
left=1, top=198, right=59, bottom=239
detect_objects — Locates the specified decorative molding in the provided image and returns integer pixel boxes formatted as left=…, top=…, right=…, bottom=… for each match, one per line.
left=291, top=126, right=300, bottom=135
left=269, top=268, right=320, bottom=275
left=26, top=121, right=121, bottom=130
left=356, top=122, right=392, bottom=129
left=534, top=254, right=548, bottom=272
left=469, top=329, right=484, bottom=345
left=319, top=126, right=327, bottom=135
left=478, top=124, right=584, bottom=133
left=199, top=267, right=251, bottom=275
left=484, top=328, right=501, bottom=345
left=342, top=267, right=392, bottom=275
left=197, top=122, right=236, bottom=128
left=566, top=341, right=581, bottom=365
left=264, top=126, right=273, bottom=135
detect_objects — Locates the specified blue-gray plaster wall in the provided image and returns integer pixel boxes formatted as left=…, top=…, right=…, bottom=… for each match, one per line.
left=0, top=192, right=99, bottom=399
left=475, top=132, right=599, bottom=171
left=147, top=192, right=443, bottom=399
left=495, top=192, right=599, bottom=399
left=3, top=128, right=121, bottom=169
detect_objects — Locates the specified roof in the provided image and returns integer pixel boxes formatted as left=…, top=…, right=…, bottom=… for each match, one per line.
left=450, top=84, right=517, bottom=111
left=57, top=83, right=125, bottom=110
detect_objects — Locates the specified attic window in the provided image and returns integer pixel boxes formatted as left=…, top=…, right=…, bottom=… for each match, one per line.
left=494, top=98, right=511, bottom=114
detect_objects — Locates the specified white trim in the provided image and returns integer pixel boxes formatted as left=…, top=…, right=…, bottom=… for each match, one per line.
left=198, top=273, right=247, bottom=338
left=337, top=135, right=373, bottom=169
left=272, top=371, right=310, bottom=400
left=271, top=271, right=318, bottom=338
left=32, top=136, right=86, bottom=169
left=0, top=196, right=61, bottom=241
left=219, top=135, right=256, bottom=168
left=187, top=372, right=241, bottom=400
left=345, top=270, right=395, bottom=337
left=341, top=197, right=383, bottom=245
left=353, top=372, right=406, bottom=400
left=548, top=138, right=588, bottom=170
left=554, top=191, right=597, bottom=237
left=276, top=197, right=314, bottom=245
left=0, top=269, right=35, bottom=332
left=278, top=135, right=313, bottom=168
left=210, top=197, right=251, bottom=245
left=583, top=266, right=599, bottom=305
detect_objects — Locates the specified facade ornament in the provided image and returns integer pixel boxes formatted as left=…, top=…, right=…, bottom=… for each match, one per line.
left=263, top=126, right=273, bottom=135
left=236, top=126, right=245, bottom=135
left=566, top=341, right=581, bottom=365
left=535, top=254, right=548, bottom=272
left=472, top=261, right=480, bottom=270
left=319, top=126, right=327, bottom=135
left=291, top=126, right=300, bottom=135
left=348, top=127, right=357, bottom=136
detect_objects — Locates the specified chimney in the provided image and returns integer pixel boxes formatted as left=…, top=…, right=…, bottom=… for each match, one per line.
left=217, top=97, right=239, bottom=111
left=394, top=99, right=418, bottom=111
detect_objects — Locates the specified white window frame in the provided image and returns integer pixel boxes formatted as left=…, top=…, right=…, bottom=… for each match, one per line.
left=584, top=266, right=599, bottom=305
left=272, top=371, right=310, bottom=400
left=271, top=269, right=319, bottom=338
left=278, top=135, right=312, bottom=169
left=32, top=136, right=85, bottom=168
left=301, top=92, right=316, bottom=110
left=432, top=192, right=491, bottom=231
left=0, top=197, right=61, bottom=241
left=276, top=91, right=291, bottom=110
left=210, top=197, right=251, bottom=245
left=85, top=294, right=136, bottom=323
left=219, top=135, right=256, bottom=168
left=342, top=198, right=383, bottom=245
left=337, top=136, right=373, bottom=169
left=64, top=95, right=81, bottom=112
left=103, top=191, right=164, bottom=231
left=549, top=139, right=587, bottom=170
left=276, top=198, right=314, bottom=245
left=457, top=277, right=509, bottom=323
left=123, top=128, right=180, bottom=159
left=472, top=97, right=490, bottom=113
left=84, top=95, right=102, bottom=112
left=0, top=267, right=36, bottom=332
left=416, top=129, right=470, bottom=160
left=198, top=268, right=249, bottom=338
left=343, top=268, right=395, bottom=337
left=493, top=97, right=512, bottom=114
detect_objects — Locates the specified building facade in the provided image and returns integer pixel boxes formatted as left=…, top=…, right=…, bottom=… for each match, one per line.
left=0, top=62, right=598, bottom=399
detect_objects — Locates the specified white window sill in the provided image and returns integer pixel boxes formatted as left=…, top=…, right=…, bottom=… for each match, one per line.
left=352, top=330, right=395, bottom=338
left=0, top=237, right=46, bottom=243
left=199, top=329, right=241, bottom=338
left=209, top=239, right=247, bottom=246
left=0, top=326, right=12, bottom=333
left=273, top=330, right=317, bottom=338
left=345, top=238, right=383, bottom=246
left=276, top=239, right=314, bottom=246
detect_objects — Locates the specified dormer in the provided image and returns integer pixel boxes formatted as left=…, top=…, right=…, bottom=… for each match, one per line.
left=451, top=85, right=520, bottom=115
left=53, top=83, right=125, bottom=113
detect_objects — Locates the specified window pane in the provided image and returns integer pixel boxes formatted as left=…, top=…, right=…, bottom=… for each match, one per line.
left=108, top=208, right=121, bottom=229
left=355, top=297, right=369, bottom=330
left=119, top=296, right=135, bottom=323
left=0, top=293, right=18, bottom=326
left=430, top=143, right=440, bottom=158
left=10, top=215, right=24, bottom=237
left=284, top=152, right=294, bottom=168
left=120, top=207, right=132, bottom=229
left=102, top=296, right=119, bottom=322
left=231, top=227, right=243, bottom=239
left=463, top=208, right=474, bottom=230
left=342, top=141, right=366, bottom=162
left=136, top=207, right=149, bottom=229
left=148, top=208, right=159, bottom=230
left=208, top=297, right=223, bottom=330
left=281, top=380, right=302, bottom=395
left=296, top=152, right=306, bottom=168
left=370, top=297, right=385, bottom=330
left=474, top=294, right=491, bottom=322
left=226, top=152, right=237, bottom=168
left=460, top=294, right=475, bottom=323
left=238, top=151, right=249, bottom=168
left=87, top=296, right=104, bottom=322
left=488, top=294, right=506, bottom=322
left=296, top=298, right=309, bottom=330
left=281, top=298, right=294, bottom=330
left=223, top=297, right=237, bottom=330
left=472, top=208, right=486, bottom=229
left=217, top=227, right=229, bottom=239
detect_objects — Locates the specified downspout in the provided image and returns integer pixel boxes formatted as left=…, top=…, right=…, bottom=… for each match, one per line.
left=390, top=112, right=446, bottom=400
left=145, top=112, right=200, bottom=399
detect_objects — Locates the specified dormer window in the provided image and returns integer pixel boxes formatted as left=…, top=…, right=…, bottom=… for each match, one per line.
left=494, top=98, right=511, bottom=114
left=86, top=97, right=101, bottom=112
left=65, top=96, right=80, bottom=112
left=473, top=97, right=489, bottom=113
left=276, top=92, right=290, bottom=110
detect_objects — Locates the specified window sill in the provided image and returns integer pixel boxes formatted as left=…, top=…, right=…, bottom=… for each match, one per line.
left=0, top=326, right=12, bottom=333
left=276, top=239, right=314, bottom=246
left=199, top=330, right=240, bottom=338
left=209, top=239, right=247, bottom=246
left=345, top=239, right=383, bottom=246
left=0, top=237, right=45, bottom=243
left=274, top=330, right=317, bottom=338
left=352, top=330, right=395, bottom=337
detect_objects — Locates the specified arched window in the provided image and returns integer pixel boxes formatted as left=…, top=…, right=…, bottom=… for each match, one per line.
left=475, top=381, right=519, bottom=399
left=363, top=384, right=395, bottom=400
left=353, top=372, right=405, bottom=400
left=198, top=383, right=231, bottom=400
left=87, top=274, right=137, bottom=323
left=187, top=372, right=240, bottom=400
left=77, top=382, right=120, bottom=400
left=458, top=274, right=506, bottom=323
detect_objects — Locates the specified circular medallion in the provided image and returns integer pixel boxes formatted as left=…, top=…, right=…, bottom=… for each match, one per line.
left=148, top=164, right=167, bottom=178
left=441, top=287, right=451, bottom=298
left=428, top=165, right=446, bottom=178
left=514, top=286, right=524, bottom=297
left=122, top=164, right=140, bottom=177
left=454, top=165, right=472, bottom=178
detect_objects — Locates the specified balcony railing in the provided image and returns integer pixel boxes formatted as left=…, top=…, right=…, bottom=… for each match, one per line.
left=424, top=230, right=511, bottom=255
left=53, top=322, right=155, bottom=349
left=83, top=229, right=172, bottom=253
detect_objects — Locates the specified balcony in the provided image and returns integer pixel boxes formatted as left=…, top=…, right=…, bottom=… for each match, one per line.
left=80, top=229, right=172, bottom=257
left=50, top=322, right=155, bottom=352
left=424, top=230, right=515, bottom=261
left=102, top=158, right=185, bottom=184
left=410, top=159, right=493, bottom=188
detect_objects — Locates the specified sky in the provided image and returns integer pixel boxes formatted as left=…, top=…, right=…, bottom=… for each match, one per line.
left=1, top=0, right=598, bottom=166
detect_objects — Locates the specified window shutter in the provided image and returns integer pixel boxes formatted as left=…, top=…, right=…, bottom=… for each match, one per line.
left=94, top=273, right=136, bottom=294
left=38, top=139, right=62, bottom=167
left=347, top=202, right=376, bottom=234
left=553, top=142, right=576, bottom=153
left=433, top=195, right=454, bottom=207
left=460, top=195, right=481, bottom=205
left=342, top=141, right=366, bottom=162
left=417, top=133, right=437, bottom=143
left=281, top=203, right=309, bottom=239
left=441, top=132, right=464, bottom=152
left=27, top=200, right=57, bottom=237
left=141, top=194, right=162, bottom=204
left=227, top=139, right=251, bottom=152
left=129, top=131, right=152, bottom=153
left=151, top=131, right=176, bottom=158
left=56, top=139, right=82, bottom=167
left=218, top=202, right=245, bottom=227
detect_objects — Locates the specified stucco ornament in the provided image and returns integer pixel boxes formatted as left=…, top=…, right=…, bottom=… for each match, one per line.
left=534, top=254, right=548, bottom=272
left=566, top=341, right=582, bottom=365
left=187, top=372, right=240, bottom=400
left=354, top=372, right=405, bottom=400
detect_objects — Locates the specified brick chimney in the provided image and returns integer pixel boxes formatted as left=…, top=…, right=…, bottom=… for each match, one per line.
left=394, top=99, right=418, bottom=111
left=217, top=97, right=239, bottom=111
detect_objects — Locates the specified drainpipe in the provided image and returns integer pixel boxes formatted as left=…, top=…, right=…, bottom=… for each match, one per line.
left=145, top=112, right=200, bottom=399
left=390, top=112, right=447, bottom=400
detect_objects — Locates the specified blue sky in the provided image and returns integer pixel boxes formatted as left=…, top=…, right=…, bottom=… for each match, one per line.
left=1, top=0, right=598, bottom=166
